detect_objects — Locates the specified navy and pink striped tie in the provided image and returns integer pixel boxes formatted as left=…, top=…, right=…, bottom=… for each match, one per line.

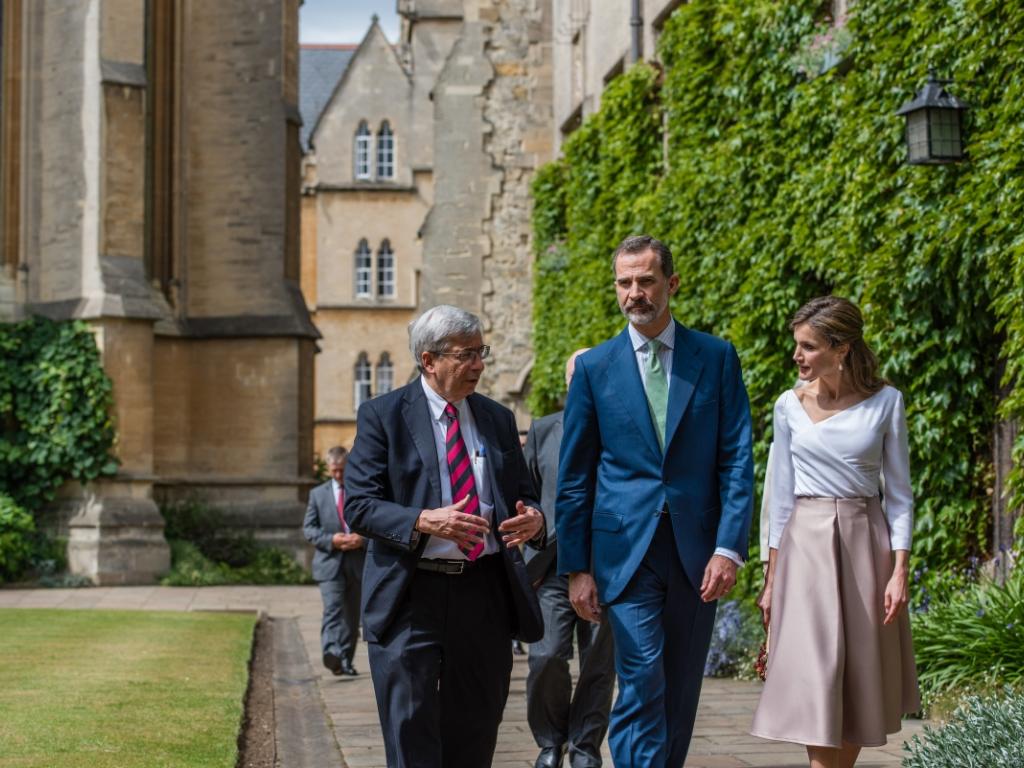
left=444, top=402, right=483, bottom=560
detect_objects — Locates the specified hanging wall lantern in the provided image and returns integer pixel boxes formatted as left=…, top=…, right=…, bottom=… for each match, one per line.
left=895, top=72, right=969, bottom=165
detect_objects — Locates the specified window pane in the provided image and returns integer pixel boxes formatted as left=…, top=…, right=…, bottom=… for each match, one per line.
left=354, top=355, right=372, bottom=408
left=376, top=355, right=394, bottom=395
left=355, top=122, right=372, bottom=180
left=377, top=122, right=394, bottom=179
left=907, top=111, right=930, bottom=162
left=929, top=110, right=961, bottom=159
left=355, top=240, right=372, bottom=298
left=377, top=240, right=395, bottom=298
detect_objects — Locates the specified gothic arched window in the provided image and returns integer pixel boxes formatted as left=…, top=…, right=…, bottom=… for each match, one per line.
left=354, top=121, right=372, bottom=180
left=377, top=239, right=395, bottom=298
left=354, top=352, right=372, bottom=409
left=376, top=353, right=394, bottom=395
left=354, top=239, right=372, bottom=298
left=377, top=121, right=394, bottom=179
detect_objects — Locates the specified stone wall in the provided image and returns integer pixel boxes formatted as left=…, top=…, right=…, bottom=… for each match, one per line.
left=4, top=0, right=317, bottom=583
left=479, top=0, right=554, bottom=423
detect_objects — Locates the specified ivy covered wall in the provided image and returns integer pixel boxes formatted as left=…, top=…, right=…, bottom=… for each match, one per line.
left=531, top=0, right=1024, bottom=567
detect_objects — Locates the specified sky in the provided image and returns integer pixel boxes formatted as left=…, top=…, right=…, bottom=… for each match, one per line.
left=299, top=0, right=400, bottom=44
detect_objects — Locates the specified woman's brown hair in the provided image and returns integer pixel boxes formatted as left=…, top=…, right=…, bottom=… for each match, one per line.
left=790, top=296, right=886, bottom=395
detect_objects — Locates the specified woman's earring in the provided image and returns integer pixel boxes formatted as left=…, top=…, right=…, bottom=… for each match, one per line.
left=838, top=361, right=844, bottom=372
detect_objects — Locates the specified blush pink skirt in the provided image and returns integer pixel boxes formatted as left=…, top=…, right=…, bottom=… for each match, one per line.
left=750, top=496, right=920, bottom=748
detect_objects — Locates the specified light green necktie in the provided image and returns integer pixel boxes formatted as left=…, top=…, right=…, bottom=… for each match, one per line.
left=645, top=339, right=668, bottom=451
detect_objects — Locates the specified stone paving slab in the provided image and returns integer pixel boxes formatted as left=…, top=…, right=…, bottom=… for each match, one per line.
left=0, top=587, right=925, bottom=767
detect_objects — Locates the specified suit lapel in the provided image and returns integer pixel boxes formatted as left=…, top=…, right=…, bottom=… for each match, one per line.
left=610, top=329, right=662, bottom=460
left=663, top=322, right=704, bottom=452
left=320, top=483, right=338, bottom=532
left=402, top=380, right=442, bottom=505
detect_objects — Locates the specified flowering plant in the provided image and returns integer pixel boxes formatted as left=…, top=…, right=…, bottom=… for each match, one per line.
left=704, top=600, right=764, bottom=679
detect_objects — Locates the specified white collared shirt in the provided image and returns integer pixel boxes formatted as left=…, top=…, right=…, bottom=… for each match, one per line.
left=331, top=479, right=348, bottom=533
left=419, top=376, right=498, bottom=560
left=628, top=320, right=675, bottom=396
left=626, top=319, right=743, bottom=567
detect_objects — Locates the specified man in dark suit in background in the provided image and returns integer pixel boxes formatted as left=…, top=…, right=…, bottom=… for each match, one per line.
left=303, top=445, right=365, bottom=676
left=525, top=349, right=615, bottom=768
left=345, top=304, right=547, bottom=768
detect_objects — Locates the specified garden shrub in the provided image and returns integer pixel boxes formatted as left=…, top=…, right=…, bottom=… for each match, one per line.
left=911, top=551, right=1024, bottom=706
left=0, top=493, right=35, bottom=583
left=531, top=0, right=1024, bottom=578
left=902, top=687, right=1024, bottom=767
left=161, top=540, right=311, bottom=587
left=160, top=499, right=311, bottom=586
left=161, top=499, right=258, bottom=567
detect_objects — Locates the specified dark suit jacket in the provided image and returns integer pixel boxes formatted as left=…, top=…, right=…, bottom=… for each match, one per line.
left=303, top=480, right=365, bottom=582
left=557, top=322, right=754, bottom=602
left=345, top=378, right=546, bottom=644
left=523, top=410, right=562, bottom=584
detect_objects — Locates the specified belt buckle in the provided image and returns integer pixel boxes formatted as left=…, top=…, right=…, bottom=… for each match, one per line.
left=450, top=560, right=465, bottom=575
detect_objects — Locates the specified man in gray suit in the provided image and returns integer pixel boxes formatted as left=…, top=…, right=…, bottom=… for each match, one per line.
left=304, top=445, right=365, bottom=676
left=525, top=350, right=615, bottom=768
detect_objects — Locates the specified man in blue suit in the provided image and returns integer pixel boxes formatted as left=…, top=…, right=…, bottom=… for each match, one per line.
left=557, top=235, right=754, bottom=768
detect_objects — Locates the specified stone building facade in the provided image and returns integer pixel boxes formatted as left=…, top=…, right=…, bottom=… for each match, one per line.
left=302, top=1, right=556, bottom=448
left=0, top=0, right=316, bottom=583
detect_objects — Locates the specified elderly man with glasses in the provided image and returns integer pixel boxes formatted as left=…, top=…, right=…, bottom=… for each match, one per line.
left=345, top=304, right=546, bottom=768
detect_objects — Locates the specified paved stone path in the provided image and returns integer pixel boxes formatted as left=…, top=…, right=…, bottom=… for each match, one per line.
left=0, top=586, right=924, bottom=767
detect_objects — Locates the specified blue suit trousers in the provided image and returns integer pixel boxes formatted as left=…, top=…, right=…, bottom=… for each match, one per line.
left=605, top=515, right=718, bottom=768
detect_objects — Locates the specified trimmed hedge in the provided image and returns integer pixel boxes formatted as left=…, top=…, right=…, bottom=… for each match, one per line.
left=531, top=0, right=1024, bottom=572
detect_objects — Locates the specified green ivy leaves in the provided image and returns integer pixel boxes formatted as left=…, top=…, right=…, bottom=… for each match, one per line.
left=0, top=318, right=118, bottom=513
left=531, top=0, right=1024, bottom=570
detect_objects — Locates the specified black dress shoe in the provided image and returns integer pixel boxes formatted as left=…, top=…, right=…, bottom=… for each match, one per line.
left=340, top=658, right=358, bottom=676
left=534, top=745, right=566, bottom=768
left=323, top=652, right=343, bottom=675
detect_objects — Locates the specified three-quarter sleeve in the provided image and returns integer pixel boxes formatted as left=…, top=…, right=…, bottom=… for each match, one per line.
left=767, top=393, right=796, bottom=549
left=881, top=389, right=914, bottom=550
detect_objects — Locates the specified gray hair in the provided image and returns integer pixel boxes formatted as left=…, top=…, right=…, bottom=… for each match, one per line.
left=408, top=305, right=482, bottom=371
left=612, top=234, right=674, bottom=278
left=325, top=446, right=348, bottom=463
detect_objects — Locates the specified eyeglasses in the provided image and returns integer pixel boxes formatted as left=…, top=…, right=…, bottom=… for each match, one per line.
left=431, top=345, right=491, bottom=363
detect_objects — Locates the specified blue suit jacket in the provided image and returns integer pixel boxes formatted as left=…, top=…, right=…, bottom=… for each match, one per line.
left=344, top=378, right=545, bottom=644
left=556, top=321, right=754, bottom=603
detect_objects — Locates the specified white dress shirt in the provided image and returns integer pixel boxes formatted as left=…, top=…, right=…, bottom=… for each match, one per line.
left=419, top=377, right=498, bottom=560
left=767, top=385, right=913, bottom=550
left=627, top=320, right=744, bottom=567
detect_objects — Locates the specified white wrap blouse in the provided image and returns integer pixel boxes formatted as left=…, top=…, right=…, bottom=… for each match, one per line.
left=767, top=385, right=913, bottom=551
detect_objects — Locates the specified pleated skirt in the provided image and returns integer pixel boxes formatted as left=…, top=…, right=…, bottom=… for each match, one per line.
left=750, top=496, right=920, bottom=748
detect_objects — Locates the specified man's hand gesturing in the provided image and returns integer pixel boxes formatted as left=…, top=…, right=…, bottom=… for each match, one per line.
left=416, top=496, right=490, bottom=549
left=497, top=500, right=543, bottom=548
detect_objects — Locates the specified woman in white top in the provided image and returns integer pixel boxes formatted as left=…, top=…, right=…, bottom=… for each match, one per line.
left=750, top=296, right=920, bottom=768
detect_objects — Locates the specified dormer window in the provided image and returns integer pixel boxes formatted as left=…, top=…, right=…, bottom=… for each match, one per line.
left=354, top=121, right=372, bottom=180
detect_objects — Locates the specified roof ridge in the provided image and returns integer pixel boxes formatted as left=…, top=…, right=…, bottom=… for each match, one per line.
left=301, top=43, right=359, bottom=50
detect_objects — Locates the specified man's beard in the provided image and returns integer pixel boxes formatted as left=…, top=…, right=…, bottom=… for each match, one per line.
left=621, top=298, right=660, bottom=326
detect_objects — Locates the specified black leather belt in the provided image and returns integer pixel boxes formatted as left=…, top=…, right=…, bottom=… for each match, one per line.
left=416, top=554, right=496, bottom=575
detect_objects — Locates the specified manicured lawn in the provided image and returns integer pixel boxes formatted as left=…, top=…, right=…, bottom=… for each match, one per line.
left=0, top=608, right=256, bottom=768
